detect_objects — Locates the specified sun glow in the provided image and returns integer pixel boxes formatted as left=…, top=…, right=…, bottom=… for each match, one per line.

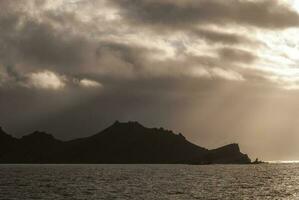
left=290, top=0, right=299, bottom=12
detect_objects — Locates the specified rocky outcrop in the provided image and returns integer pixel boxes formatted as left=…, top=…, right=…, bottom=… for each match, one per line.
left=193, top=143, right=251, bottom=164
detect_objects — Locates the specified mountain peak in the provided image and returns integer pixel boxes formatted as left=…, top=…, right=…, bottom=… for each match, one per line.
left=113, top=120, right=144, bottom=126
left=220, top=143, right=240, bottom=151
left=22, top=131, right=56, bottom=141
left=109, top=120, right=145, bottom=130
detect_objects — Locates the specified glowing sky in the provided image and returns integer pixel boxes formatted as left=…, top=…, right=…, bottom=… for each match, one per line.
left=2, top=0, right=299, bottom=160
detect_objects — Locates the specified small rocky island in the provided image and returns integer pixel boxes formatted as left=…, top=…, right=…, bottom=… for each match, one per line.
left=0, top=121, right=252, bottom=164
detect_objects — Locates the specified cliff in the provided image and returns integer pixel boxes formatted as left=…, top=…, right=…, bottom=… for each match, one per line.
left=0, top=121, right=251, bottom=164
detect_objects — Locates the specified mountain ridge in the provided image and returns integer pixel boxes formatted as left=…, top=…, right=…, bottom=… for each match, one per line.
left=0, top=121, right=251, bottom=164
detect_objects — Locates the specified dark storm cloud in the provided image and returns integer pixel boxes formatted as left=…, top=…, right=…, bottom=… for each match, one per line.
left=0, top=15, right=92, bottom=74
left=20, top=24, right=85, bottom=65
left=0, top=0, right=265, bottom=85
left=0, top=0, right=267, bottom=92
left=95, top=42, right=160, bottom=73
left=109, top=0, right=299, bottom=30
left=0, top=9, right=251, bottom=84
left=0, top=1, right=161, bottom=83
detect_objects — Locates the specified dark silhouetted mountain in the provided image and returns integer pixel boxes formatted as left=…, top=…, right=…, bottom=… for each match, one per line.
left=0, top=121, right=251, bottom=164
left=0, top=127, right=17, bottom=159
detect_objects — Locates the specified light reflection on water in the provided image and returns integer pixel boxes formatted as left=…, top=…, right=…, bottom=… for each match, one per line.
left=268, top=161, right=299, bottom=164
left=0, top=164, right=299, bottom=200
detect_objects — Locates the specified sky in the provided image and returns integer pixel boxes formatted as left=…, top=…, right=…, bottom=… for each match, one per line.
left=2, top=0, right=299, bottom=160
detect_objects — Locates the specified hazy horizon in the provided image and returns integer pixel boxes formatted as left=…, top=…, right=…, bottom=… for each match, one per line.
left=2, top=0, right=299, bottom=161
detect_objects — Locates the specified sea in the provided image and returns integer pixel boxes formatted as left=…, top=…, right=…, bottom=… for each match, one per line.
left=0, top=164, right=299, bottom=200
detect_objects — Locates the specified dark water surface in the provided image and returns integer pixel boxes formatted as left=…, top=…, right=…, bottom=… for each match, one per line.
left=0, top=164, right=299, bottom=199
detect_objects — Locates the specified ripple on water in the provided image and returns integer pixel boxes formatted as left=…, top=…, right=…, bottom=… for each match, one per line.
left=1, top=164, right=299, bottom=200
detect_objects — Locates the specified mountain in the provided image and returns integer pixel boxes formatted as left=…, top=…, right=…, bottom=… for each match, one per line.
left=0, top=127, right=17, bottom=158
left=0, top=121, right=251, bottom=164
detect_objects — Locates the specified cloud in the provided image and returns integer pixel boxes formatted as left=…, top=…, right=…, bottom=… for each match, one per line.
left=0, top=0, right=293, bottom=91
left=0, top=16, right=93, bottom=73
left=264, top=74, right=299, bottom=90
left=189, top=67, right=211, bottom=79
left=211, top=68, right=245, bottom=81
left=79, top=79, right=103, bottom=88
left=0, top=66, right=11, bottom=84
left=25, top=71, right=66, bottom=90
left=189, top=66, right=244, bottom=81
left=218, top=47, right=256, bottom=63
left=191, top=28, right=256, bottom=46
left=110, top=0, right=299, bottom=30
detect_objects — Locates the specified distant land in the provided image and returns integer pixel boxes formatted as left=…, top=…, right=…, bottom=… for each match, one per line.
left=0, top=121, right=252, bottom=164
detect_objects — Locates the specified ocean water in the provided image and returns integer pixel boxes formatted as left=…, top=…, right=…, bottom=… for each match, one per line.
left=0, top=164, right=299, bottom=200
